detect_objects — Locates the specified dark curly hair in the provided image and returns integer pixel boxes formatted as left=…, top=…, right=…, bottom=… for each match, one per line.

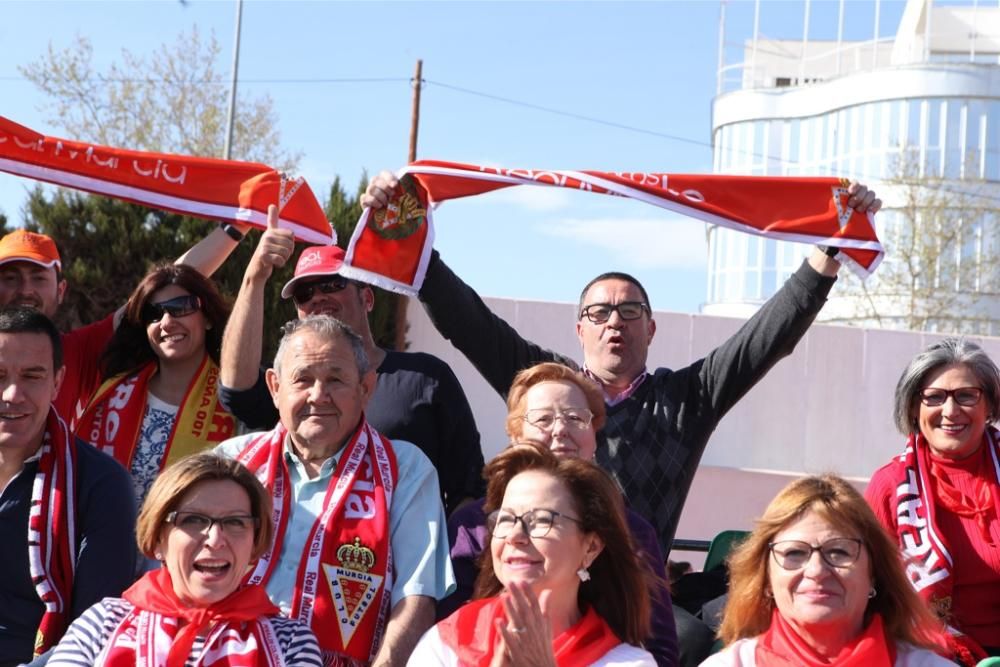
left=100, top=263, right=230, bottom=379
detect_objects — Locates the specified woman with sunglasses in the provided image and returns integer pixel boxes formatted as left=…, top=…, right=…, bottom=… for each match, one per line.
left=703, top=475, right=948, bottom=666
left=74, top=264, right=235, bottom=505
left=409, top=445, right=656, bottom=666
left=866, top=337, right=1000, bottom=661
left=47, top=453, right=322, bottom=666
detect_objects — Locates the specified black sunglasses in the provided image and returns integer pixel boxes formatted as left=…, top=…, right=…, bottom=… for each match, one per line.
left=141, top=295, right=202, bottom=324
left=292, top=275, right=352, bottom=305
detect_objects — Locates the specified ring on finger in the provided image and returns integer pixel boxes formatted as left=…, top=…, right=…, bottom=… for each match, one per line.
left=509, top=626, right=526, bottom=633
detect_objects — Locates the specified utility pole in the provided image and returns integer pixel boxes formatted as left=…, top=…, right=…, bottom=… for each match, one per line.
left=408, top=59, right=423, bottom=162
left=394, top=59, right=423, bottom=351
left=223, top=0, right=243, bottom=160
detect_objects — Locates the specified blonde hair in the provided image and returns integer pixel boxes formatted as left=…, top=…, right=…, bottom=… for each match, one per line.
left=719, top=475, right=944, bottom=651
left=505, top=362, right=606, bottom=438
left=136, top=453, right=273, bottom=561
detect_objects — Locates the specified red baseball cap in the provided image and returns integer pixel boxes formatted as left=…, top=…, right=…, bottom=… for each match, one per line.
left=0, top=230, right=61, bottom=270
left=280, top=245, right=348, bottom=299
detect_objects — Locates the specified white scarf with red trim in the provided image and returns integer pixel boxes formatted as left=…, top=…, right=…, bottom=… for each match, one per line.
left=0, top=115, right=333, bottom=244
left=342, top=160, right=884, bottom=295
left=28, top=408, right=77, bottom=657
left=236, top=419, right=398, bottom=665
left=891, top=427, right=1000, bottom=622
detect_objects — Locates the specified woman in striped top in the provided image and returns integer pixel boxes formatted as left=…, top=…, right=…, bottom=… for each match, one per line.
left=47, top=453, right=321, bottom=667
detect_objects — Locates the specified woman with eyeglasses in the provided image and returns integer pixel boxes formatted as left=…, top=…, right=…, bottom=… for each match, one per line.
left=74, top=264, right=236, bottom=505
left=702, top=475, right=949, bottom=667
left=47, top=452, right=322, bottom=666
left=866, top=337, right=1000, bottom=662
left=441, top=362, right=679, bottom=666
left=409, top=445, right=656, bottom=666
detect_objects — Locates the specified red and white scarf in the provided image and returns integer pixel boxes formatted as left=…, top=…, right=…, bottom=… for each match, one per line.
left=891, top=428, right=1000, bottom=622
left=0, top=115, right=333, bottom=244
left=342, top=161, right=884, bottom=295
left=237, top=419, right=398, bottom=665
left=28, top=408, right=77, bottom=657
left=98, top=569, right=285, bottom=667
left=74, top=356, right=236, bottom=470
left=436, top=597, right=623, bottom=667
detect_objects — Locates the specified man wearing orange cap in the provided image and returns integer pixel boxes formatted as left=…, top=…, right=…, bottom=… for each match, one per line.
left=218, top=206, right=485, bottom=517
left=0, top=226, right=245, bottom=424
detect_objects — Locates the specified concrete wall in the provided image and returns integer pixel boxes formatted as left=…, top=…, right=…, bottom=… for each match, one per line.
left=406, top=295, right=1000, bottom=558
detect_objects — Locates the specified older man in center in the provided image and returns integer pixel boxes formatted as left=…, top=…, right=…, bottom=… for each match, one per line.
left=216, top=315, right=453, bottom=666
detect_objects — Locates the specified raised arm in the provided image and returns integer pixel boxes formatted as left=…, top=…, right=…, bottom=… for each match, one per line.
left=220, top=205, right=294, bottom=392
left=175, top=223, right=249, bottom=277
left=695, top=182, right=882, bottom=419
left=362, top=172, right=573, bottom=398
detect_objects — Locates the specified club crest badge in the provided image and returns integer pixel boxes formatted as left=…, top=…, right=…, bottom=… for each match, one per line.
left=323, top=537, right=384, bottom=647
left=370, top=174, right=426, bottom=240
left=832, top=178, right=853, bottom=230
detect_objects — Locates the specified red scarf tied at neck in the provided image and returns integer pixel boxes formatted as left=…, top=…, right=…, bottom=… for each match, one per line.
left=106, top=568, right=280, bottom=667
left=436, top=597, right=622, bottom=667
left=755, top=610, right=896, bottom=667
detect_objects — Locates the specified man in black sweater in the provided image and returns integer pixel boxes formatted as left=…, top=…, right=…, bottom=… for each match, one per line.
left=362, top=173, right=880, bottom=554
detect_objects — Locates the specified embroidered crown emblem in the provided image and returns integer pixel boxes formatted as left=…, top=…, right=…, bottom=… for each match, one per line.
left=337, top=537, right=376, bottom=573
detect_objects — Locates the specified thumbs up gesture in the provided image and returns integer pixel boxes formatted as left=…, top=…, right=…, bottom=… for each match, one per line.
left=248, top=204, right=296, bottom=282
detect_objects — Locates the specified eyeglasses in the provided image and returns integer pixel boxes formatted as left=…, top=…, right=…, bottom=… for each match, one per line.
left=165, top=510, right=258, bottom=537
left=522, top=408, right=595, bottom=431
left=919, top=387, right=984, bottom=407
left=768, top=538, right=863, bottom=570
left=291, top=275, right=352, bottom=305
left=579, top=301, right=649, bottom=324
left=487, top=508, right=583, bottom=539
left=141, top=295, right=202, bottom=324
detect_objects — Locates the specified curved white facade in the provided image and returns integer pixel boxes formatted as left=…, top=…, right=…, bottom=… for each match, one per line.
left=707, top=1, right=1000, bottom=334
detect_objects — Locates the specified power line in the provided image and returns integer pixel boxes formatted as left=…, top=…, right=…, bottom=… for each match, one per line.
left=424, top=78, right=710, bottom=150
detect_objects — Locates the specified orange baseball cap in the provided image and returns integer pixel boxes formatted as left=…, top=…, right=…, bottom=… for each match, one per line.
left=0, top=230, right=61, bottom=270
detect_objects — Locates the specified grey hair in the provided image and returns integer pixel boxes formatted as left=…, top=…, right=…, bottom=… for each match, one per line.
left=893, top=337, right=1000, bottom=434
left=272, top=315, right=370, bottom=377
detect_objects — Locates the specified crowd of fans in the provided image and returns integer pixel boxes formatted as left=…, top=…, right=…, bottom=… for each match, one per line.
left=2, top=176, right=999, bottom=667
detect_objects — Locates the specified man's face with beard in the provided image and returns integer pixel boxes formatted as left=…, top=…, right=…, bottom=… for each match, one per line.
left=0, top=262, right=66, bottom=319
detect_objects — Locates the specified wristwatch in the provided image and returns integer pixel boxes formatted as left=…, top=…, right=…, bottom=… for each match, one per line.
left=817, top=244, right=840, bottom=258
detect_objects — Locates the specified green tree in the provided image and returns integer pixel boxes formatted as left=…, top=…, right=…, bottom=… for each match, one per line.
left=14, top=28, right=305, bottom=350
left=20, top=29, right=298, bottom=169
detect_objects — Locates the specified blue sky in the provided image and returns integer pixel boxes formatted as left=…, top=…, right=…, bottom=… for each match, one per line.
left=1, top=0, right=906, bottom=313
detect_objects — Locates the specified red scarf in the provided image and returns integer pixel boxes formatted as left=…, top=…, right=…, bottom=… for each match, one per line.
left=930, top=446, right=997, bottom=546
left=75, top=356, right=236, bottom=471
left=237, top=419, right=398, bottom=664
left=436, top=597, right=623, bottom=667
left=755, top=611, right=895, bottom=667
left=28, top=408, right=76, bottom=657
left=890, top=428, right=1000, bottom=623
left=342, top=161, right=884, bottom=295
left=0, top=115, right=332, bottom=244
left=99, top=568, right=283, bottom=667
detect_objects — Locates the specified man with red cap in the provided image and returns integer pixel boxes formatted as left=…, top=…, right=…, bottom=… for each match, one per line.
left=218, top=206, right=485, bottom=516
left=0, top=225, right=245, bottom=424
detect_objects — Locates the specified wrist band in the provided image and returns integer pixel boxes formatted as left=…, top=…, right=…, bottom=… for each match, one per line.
left=221, top=222, right=244, bottom=242
left=817, top=244, right=840, bottom=258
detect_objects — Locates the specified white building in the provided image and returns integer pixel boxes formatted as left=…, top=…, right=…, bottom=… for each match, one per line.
left=707, top=0, right=1000, bottom=334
